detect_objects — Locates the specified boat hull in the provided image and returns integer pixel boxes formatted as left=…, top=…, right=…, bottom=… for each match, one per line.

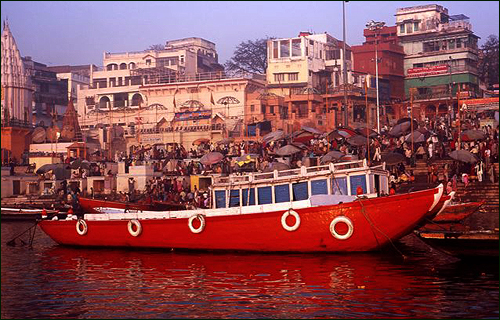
left=79, top=197, right=153, bottom=213
left=415, top=230, right=499, bottom=258
left=39, top=187, right=440, bottom=252
left=432, top=201, right=484, bottom=223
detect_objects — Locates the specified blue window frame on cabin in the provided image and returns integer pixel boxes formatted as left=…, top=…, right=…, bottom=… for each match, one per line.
left=242, top=188, right=256, bottom=206
left=215, top=190, right=226, bottom=208
left=311, top=179, right=328, bottom=195
left=292, top=182, right=308, bottom=201
left=275, top=184, right=290, bottom=203
left=257, top=186, right=272, bottom=205
left=332, top=177, right=348, bottom=195
left=350, top=175, right=367, bottom=195
left=229, top=189, right=240, bottom=207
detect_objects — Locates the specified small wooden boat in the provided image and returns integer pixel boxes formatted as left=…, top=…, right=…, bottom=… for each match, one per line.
left=38, top=160, right=444, bottom=252
left=1, top=207, right=60, bottom=220
left=78, top=197, right=156, bottom=213
left=432, top=200, right=485, bottom=223
left=415, top=229, right=499, bottom=258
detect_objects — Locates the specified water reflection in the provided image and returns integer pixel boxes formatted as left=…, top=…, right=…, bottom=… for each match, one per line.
left=1, top=222, right=498, bottom=318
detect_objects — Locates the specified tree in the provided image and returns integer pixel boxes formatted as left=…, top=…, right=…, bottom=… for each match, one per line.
left=225, top=37, right=273, bottom=75
left=478, top=35, right=499, bottom=87
left=148, top=44, right=164, bottom=51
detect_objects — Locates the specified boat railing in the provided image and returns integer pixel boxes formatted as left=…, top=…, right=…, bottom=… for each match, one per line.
left=213, top=160, right=372, bottom=186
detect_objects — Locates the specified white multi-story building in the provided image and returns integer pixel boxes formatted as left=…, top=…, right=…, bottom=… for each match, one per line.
left=266, top=32, right=354, bottom=95
left=76, top=37, right=268, bottom=154
left=77, top=37, right=224, bottom=129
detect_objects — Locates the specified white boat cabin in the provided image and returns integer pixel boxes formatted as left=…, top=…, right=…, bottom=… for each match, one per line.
left=210, top=160, right=390, bottom=209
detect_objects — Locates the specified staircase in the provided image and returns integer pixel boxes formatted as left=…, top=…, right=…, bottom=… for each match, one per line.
left=454, top=181, right=499, bottom=229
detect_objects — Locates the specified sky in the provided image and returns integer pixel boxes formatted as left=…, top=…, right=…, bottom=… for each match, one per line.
left=1, top=1, right=499, bottom=67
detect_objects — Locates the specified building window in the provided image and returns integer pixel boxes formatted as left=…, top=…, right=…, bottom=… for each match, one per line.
left=274, top=73, right=285, bottom=82
left=399, top=24, right=405, bottom=33
left=288, top=73, right=298, bottom=81
left=250, top=105, right=255, bottom=112
left=261, top=105, right=266, bottom=113
left=449, top=39, right=455, bottom=50
left=280, top=40, right=290, bottom=58
left=146, top=59, right=151, bottom=66
left=180, top=55, right=184, bottom=64
left=269, top=105, right=274, bottom=114
left=413, top=22, right=419, bottom=31
left=291, top=39, right=301, bottom=57
left=406, top=23, right=413, bottom=33
left=273, top=41, right=279, bottom=59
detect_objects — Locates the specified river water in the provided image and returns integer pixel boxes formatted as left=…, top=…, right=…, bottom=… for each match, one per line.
left=1, top=221, right=498, bottom=319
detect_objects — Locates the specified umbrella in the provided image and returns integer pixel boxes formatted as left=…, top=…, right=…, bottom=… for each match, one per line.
left=262, top=130, right=285, bottom=143
left=449, top=150, right=478, bottom=163
left=388, top=121, right=411, bottom=137
left=355, top=127, right=378, bottom=138
left=381, top=152, right=406, bottom=165
left=292, top=129, right=315, bottom=144
left=339, top=154, right=358, bottom=162
left=397, top=117, right=419, bottom=128
left=36, top=163, right=71, bottom=180
left=276, top=144, right=302, bottom=156
left=70, top=159, right=90, bottom=169
left=404, top=131, right=426, bottom=143
left=461, top=130, right=486, bottom=142
left=347, top=135, right=370, bottom=146
left=263, top=162, right=290, bottom=172
left=200, top=152, right=224, bottom=165
left=327, top=130, right=343, bottom=140
left=193, top=138, right=210, bottom=145
left=320, top=151, right=345, bottom=164
left=217, top=137, right=234, bottom=145
left=300, top=126, right=323, bottom=135
left=333, top=127, right=357, bottom=139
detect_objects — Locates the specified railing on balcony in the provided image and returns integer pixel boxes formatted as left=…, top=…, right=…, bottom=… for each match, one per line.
left=1, top=118, right=35, bottom=129
left=136, top=123, right=226, bottom=135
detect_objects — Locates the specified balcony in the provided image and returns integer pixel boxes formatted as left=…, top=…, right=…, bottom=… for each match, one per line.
left=1, top=119, right=35, bottom=129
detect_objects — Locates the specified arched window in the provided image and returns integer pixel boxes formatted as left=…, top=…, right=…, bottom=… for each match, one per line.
left=131, top=94, right=143, bottom=106
left=119, top=63, right=127, bottom=70
left=106, top=64, right=118, bottom=71
left=129, top=62, right=136, bottom=69
left=99, top=96, right=110, bottom=109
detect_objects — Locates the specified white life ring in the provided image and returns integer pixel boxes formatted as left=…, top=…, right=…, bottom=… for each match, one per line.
left=76, top=219, right=88, bottom=236
left=188, top=214, right=205, bottom=234
left=329, top=216, right=354, bottom=240
left=281, top=209, right=301, bottom=232
left=127, top=219, right=142, bottom=237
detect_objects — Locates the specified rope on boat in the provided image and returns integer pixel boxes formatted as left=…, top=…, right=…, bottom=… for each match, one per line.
left=6, top=222, right=38, bottom=247
left=356, top=198, right=407, bottom=260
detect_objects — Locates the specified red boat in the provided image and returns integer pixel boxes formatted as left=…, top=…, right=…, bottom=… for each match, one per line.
left=432, top=200, right=484, bottom=223
left=78, top=197, right=185, bottom=213
left=38, top=160, right=444, bottom=252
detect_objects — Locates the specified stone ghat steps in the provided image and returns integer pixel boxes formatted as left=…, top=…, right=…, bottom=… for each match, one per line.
left=454, top=182, right=499, bottom=212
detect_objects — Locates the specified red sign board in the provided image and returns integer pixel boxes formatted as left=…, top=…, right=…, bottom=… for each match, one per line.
left=407, top=65, right=448, bottom=78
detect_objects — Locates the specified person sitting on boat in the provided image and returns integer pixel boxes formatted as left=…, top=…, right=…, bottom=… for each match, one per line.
left=389, top=183, right=396, bottom=195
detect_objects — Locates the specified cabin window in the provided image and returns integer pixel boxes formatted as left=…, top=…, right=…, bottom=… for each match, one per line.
left=350, top=175, right=367, bottom=195
left=292, top=182, right=308, bottom=201
left=332, top=177, right=348, bottom=195
left=242, top=188, right=256, bottom=206
left=215, top=190, right=226, bottom=208
left=229, top=189, right=240, bottom=207
left=275, top=184, right=290, bottom=203
left=257, top=186, right=272, bottom=205
left=311, top=179, right=328, bottom=195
